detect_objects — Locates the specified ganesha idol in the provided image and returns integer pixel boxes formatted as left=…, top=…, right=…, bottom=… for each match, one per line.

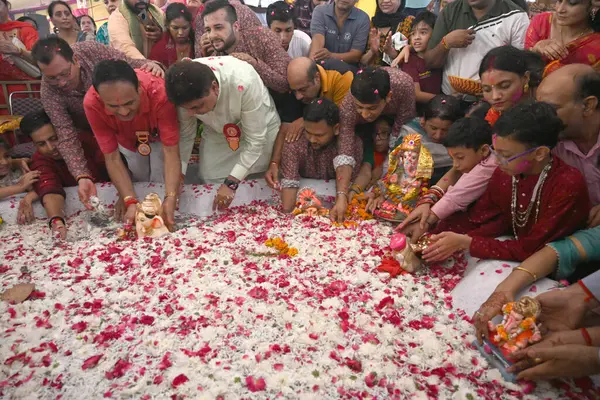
left=135, top=193, right=171, bottom=239
left=373, top=134, right=433, bottom=222
left=292, top=187, right=329, bottom=217
left=488, top=296, right=543, bottom=356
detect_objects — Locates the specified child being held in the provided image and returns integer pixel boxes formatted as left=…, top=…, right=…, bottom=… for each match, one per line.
left=395, top=11, right=442, bottom=115
left=398, top=116, right=496, bottom=239
left=0, top=139, right=39, bottom=200
left=350, top=116, right=394, bottom=199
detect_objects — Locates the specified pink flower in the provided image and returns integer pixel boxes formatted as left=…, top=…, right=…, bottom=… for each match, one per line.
left=245, top=376, right=266, bottom=392
left=105, top=359, right=132, bottom=380
left=71, top=321, right=88, bottom=333
left=158, top=352, right=172, bottom=371
left=248, top=286, right=268, bottom=300
left=365, top=372, right=377, bottom=388
left=529, top=285, right=537, bottom=293
left=238, top=85, right=244, bottom=92
left=140, top=315, right=155, bottom=325
left=172, top=374, right=189, bottom=388
left=82, top=354, right=103, bottom=370
left=344, top=358, right=362, bottom=372
left=153, top=375, right=164, bottom=385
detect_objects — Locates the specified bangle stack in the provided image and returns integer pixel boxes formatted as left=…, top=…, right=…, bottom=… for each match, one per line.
left=349, top=183, right=363, bottom=195
left=48, top=216, right=65, bottom=229
left=124, top=196, right=139, bottom=208
left=164, top=191, right=177, bottom=199
left=416, top=185, right=445, bottom=208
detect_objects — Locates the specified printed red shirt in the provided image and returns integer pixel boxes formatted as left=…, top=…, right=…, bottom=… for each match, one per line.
left=83, top=70, right=180, bottom=154
left=433, top=157, right=590, bottom=262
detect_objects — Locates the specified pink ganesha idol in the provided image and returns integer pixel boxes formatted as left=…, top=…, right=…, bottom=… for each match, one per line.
left=135, top=193, right=171, bottom=239
left=389, top=233, right=422, bottom=273
left=488, top=296, right=543, bottom=355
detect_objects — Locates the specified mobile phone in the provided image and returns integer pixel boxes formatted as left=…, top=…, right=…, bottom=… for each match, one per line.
left=137, top=9, right=154, bottom=27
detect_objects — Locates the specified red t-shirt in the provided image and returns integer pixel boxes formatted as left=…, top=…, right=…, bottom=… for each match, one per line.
left=401, top=49, right=442, bottom=96
left=32, top=132, right=108, bottom=200
left=83, top=69, right=180, bottom=154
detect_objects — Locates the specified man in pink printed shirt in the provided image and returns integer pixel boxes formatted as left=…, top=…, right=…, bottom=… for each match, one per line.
left=536, top=64, right=600, bottom=227
left=84, top=60, right=181, bottom=229
left=399, top=117, right=497, bottom=239
left=31, top=37, right=163, bottom=210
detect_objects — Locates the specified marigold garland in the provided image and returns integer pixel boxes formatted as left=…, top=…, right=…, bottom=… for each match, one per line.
left=265, top=237, right=298, bottom=257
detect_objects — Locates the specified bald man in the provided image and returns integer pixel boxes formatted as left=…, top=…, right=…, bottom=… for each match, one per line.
left=537, top=64, right=600, bottom=226
left=265, top=57, right=354, bottom=188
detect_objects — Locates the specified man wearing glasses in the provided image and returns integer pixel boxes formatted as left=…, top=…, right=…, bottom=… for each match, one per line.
left=31, top=37, right=163, bottom=210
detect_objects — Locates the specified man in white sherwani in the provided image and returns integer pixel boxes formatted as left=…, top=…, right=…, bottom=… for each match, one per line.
left=165, top=56, right=280, bottom=210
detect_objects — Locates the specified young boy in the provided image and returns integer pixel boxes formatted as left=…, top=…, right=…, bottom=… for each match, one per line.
left=396, top=11, right=442, bottom=114
left=0, top=140, right=39, bottom=200
left=18, top=110, right=108, bottom=238
left=421, top=103, right=590, bottom=263
left=267, top=1, right=312, bottom=59
left=350, top=116, right=393, bottom=198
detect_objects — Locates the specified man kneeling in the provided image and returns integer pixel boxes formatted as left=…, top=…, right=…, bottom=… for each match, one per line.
left=165, top=56, right=280, bottom=211
left=279, top=97, right=362, bottom=212
left=19, top=110, right=108, bottom=239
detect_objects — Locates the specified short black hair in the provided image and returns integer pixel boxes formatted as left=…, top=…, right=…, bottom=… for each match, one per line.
left=166, top=2, right=193, bottom=25
left=574, top=70, right=600, bottom=109
left=443, top=117, right=492, bottom=150
left=20, top=110, right=52, bottom=137
left=92, top=60, right=139, bottom=92
left=266, top=1, right=294, bottom=27
left=165, top=60, right=217, bottom=105
left=17, top=16, right=38, bottom=30
left=47, top=0, right=72, bottom=17
left=32, top=36, right=74, bottom=65
left=494, top=102, right=563, bottom=149
left=303, top=98, right=340, bottom=126
left=351, top=67, right=391, bottom=104
left=479, top=46, right=544, bottom=88
left=201, top=0, right=238, bottom=23
left=423, top=95, right=463, bottom=122
left=412, top=10, right=436, bottom=30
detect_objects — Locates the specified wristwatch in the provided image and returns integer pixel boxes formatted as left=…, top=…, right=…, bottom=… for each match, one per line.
left=224, top=178, right=239, bottom=191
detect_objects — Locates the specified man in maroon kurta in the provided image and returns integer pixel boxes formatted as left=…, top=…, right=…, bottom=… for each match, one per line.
left=423, top=102, right=590, bottom=263
left=18, top=110, right=108, bottom=239
left=32, top=37, right=162, bottom=210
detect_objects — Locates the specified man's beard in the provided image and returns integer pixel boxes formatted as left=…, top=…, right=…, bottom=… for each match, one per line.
left=125, top=0, right=148, bottom=13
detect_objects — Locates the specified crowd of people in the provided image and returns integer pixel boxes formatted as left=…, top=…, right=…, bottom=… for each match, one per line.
left=0, top=0, right=600, bottom=382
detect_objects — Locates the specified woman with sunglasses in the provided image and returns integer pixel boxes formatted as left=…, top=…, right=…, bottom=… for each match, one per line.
left=421, top=101, right=590, bottom=264
left=149, top=3, right=194, bottom=68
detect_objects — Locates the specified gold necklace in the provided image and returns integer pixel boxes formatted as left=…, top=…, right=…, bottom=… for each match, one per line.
left=559, top=25, right=591, bottom=45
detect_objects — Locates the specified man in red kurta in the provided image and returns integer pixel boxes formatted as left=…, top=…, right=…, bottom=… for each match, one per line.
left=423, top=102, right=590, bottom=263
left=84, top=60, right=181, bottom=228
left=17, top=110, right=108, bottom=239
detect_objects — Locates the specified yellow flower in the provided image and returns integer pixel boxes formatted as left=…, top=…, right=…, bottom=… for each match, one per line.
left=265, top=239, right=274, bottom=247
left=287, top=248, right=298, bottom=257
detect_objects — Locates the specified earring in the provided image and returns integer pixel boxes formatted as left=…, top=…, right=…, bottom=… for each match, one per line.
left=523, top=82, right=529, bottom=93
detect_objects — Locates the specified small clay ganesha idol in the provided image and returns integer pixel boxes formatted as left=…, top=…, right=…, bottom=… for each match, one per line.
left=373, top=134, right=434, bottom=222
left=488, top=296, right=543, bottom=355
left=292, top=187, right=329, bottom=217
left=135, top=193, right=171, bottom=239
left=390, top=233, right=422, bottom=273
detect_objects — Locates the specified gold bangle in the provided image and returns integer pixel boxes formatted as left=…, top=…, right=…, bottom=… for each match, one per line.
left=164, top=191, right=178, bottom=199
left=123, top=195, right=135, bottom=203
left=513, top=267, right=537, bottom=282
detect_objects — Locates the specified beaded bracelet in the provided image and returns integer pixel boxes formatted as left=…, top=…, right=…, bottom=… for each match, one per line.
left=48, top=216, right=66, bottom=229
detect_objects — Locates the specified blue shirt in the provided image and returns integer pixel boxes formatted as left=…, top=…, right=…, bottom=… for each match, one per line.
left=310, top=3, right=370, bottom=55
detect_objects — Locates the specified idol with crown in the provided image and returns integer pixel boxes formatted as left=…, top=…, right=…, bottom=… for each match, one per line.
left=370, top=134, right=434, bottom=222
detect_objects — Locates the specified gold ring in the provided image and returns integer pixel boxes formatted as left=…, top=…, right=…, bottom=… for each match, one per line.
left=534, top=357, right=542, bottom=364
